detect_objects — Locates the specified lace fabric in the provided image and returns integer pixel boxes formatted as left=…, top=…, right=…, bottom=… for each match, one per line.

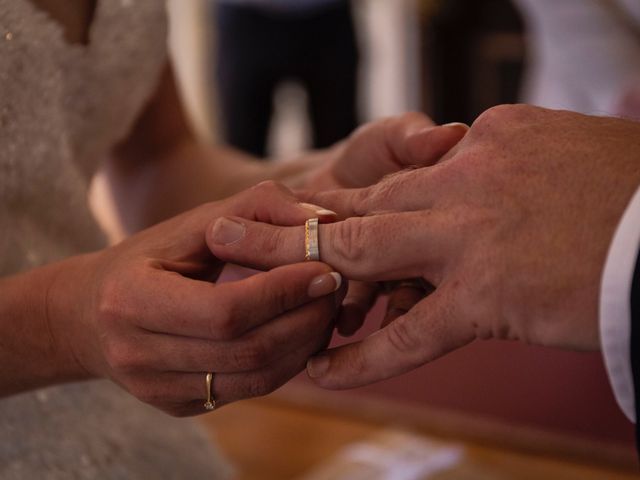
left=0, top=1, right=229, bottom=476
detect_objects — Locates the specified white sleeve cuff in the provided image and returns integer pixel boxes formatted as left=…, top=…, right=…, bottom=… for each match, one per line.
left=600, top=185, right=640, bottom=423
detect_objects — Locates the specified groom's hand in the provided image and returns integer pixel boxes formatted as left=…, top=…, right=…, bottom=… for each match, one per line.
left=301, top=113, right=468, bottom=336
left=208, top=105, right=640, bottom=389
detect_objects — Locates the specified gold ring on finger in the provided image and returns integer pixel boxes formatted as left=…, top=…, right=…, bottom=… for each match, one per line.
left=305, top=218, right=320, bottom=261
left=204, top=372, right=216, bottom=411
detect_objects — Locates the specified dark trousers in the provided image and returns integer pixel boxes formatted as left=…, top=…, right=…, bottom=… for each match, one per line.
left=214, top=1, right=359, bottom=157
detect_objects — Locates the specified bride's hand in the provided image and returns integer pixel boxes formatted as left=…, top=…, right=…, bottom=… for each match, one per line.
left=304, top=112, right=467, bottom=191
left=50, top=181, right=344, bottom=415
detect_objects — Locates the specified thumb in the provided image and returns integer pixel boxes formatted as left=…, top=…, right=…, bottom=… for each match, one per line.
left=306, top=286, right=474, bottom=389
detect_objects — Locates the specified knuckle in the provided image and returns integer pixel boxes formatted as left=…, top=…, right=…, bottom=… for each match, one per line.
left=350, top=187, right=375, bottom=216
left=368, top=173, right=406, bottom=207
left=232, top=338, right=272, bottom=370
left=261, top=227, right=285, bottom=259
left=96, top=278, right=127, bottom=323
left=472, top=104, right=531, bottom=134
left=385, top=316, right=419, bottom=354
left=330, top=217, right=367, bottom=266
left=209, top=297, right=242, bottom=340
left=338, top=348, right=368, bottom=379
left=252, top=180, right=282, bottom=196
left=472, top=104, right=513, bottom=131
left=246, top=375, right=274, bottom=398
left=103, top=338, right=143, bottom=374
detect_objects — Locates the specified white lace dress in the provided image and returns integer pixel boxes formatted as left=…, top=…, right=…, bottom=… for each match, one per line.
left=0, top=1, right=230, bottom=477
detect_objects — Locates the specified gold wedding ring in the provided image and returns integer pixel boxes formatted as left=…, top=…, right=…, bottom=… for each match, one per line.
left=204, top=372, right=216, bottom=411
left=304, top=218, right=320, bottom=261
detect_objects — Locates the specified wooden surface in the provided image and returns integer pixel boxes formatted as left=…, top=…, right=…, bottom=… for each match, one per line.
left=200, top=386, right=640, bottom=480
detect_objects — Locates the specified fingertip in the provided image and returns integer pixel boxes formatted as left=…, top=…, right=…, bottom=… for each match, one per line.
left=307, top=270, right=342, bottom=298
left=305, top=348, right=365, bottom=390
left=306, top=353, right=330, bottom=379
left=441, top=122, right=470, bottom=132
left=298, top=202, right=338, bottom=222
left=405, top=122, right=468, bottom=164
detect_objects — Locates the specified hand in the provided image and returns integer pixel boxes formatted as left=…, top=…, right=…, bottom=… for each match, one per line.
left=305, top=112, right=468, bottom=191
left=206, top=105, right=640, bottom=389
left=301, top=113, right=468, bottom=335
left=49, top=181, right=344, bottom=414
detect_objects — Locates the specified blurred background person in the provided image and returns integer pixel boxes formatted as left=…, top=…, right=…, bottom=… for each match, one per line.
left=211, top=0, right=360, bottom=157
left=514, top=0, right=640, bottom=121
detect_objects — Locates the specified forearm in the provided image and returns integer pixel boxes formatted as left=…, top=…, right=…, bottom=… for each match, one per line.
left=0, top=255, right=95, bottom=397
left=104, top=140, right=325, bottom=234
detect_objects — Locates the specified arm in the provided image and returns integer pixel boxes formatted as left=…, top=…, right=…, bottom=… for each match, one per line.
left=104, top=65, right=317, bottom=234
left=0, top=256, right=93, bottom=396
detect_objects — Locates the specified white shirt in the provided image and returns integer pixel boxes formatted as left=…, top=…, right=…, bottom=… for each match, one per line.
left=600, top=185, right=640, bottom=422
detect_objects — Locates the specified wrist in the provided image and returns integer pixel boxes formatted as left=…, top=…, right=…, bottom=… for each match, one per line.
left=46, top=252, right=102, bottom=383
left=33, top=253, right=103, bottom=389
left=0, top=254, right=99, bottom=396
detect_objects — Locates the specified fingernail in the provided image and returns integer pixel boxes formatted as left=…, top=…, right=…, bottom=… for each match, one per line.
left=307, top=354, right=329, bottom=378
left=209, top=217, right=246, bottom=245
left=442, top=122, right=470, bottom=130
left=299, top=202, right=337, bottom=217
left=308, top=272, right=342, bottom=298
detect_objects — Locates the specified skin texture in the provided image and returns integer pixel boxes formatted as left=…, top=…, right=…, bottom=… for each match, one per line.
left=207, top=105, right=640, bottom=390
left=0, top=183, right=345, bottom=415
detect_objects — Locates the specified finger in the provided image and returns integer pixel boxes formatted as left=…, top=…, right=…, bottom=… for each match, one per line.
left=402, top=122, right=468, bottom=168
left=330, top=115, right=468, bottom=189
left=227, top=180, right=338, bottom=225
left=336, top=281, right=379, bottom=337
left=212, top=321, right=333, bottom=406
left=130, top=292, right=341, bottom=373
left=305, top=286, right=475, bottom=389
left=133, top=321, right=334, bottom=416
left=148, top=180, right=337, bottom=263
left=208, top=211, right=449, bottom=282
left=132, top=262, right=342, bottom=340
left=300, top=166, right=440, bottom=220
left=382, top=281, right=432, bottom=328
